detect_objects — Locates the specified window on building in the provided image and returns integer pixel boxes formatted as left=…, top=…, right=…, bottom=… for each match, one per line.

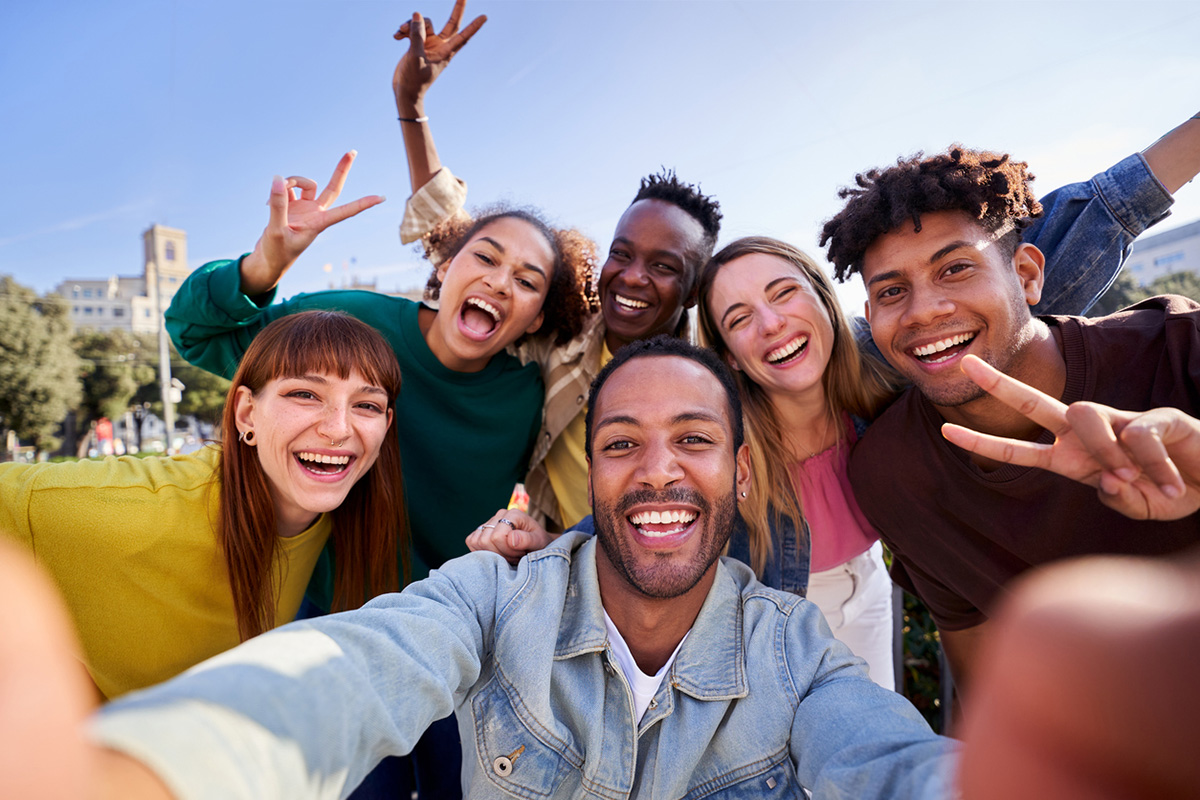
left=144, top=309, right=151, bottom=317
left=83, top=288, right=93, bottom=298
left=84, top=307, right=93, bottom=315
left=113, top=307, right=125, bottom=317
left=168, top=275, right=177, bottom=283
left=1154, top=251, right=1185, bottom=268
left=97, top=307, right=104, bottom=316
left=72, top=288, right=79, bottom=298
left=73, top=306, right=79, bottom=314
left=165, top=242, right=176, bottom=261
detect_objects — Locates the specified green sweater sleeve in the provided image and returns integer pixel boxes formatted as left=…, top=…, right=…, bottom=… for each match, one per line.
left=165, top=257, right=283, bottom=379
left=166, top=258, right=412, bottom=380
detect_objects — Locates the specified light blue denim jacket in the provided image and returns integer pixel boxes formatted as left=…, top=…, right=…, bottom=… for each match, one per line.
left=92, top=533, right=956, bottom=800
left=734, top=152, right=1175, bottom=596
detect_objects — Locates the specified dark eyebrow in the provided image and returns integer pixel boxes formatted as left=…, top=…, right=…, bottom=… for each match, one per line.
left=479, top=235, right=547, bottom=280
left=610, top=236, right=684, bottom=265
left=594, top=410, right=726, bottom=432
left=866, top=241, right=977, bottom=289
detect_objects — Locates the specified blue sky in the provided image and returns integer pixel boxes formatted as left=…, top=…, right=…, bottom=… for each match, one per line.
left=2, top=1, right=1199, bottom=313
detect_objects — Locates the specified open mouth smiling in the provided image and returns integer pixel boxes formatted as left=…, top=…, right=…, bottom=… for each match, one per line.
left=628, top=508, right=698, bottom=538
left=296, top=451, right=353, bottom=475
left=613, top=294, right=651, bottom=311
left=909, top=332, right=977, bottom=364
left=460, top=296, right=503, bottom=336
left=766, top=335, right=808, bottom=365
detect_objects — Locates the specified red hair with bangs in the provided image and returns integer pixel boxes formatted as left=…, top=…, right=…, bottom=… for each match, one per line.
left=219, top=311, right=406, bottom=640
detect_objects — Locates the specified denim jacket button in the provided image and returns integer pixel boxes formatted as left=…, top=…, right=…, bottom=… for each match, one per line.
left=493, top=756, right=513, bottom=777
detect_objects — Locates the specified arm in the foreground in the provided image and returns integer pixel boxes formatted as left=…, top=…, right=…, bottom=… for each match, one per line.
left=1031, top=111, right=1200, bottom=315
left=89, top=558, right=504, bottom=800
left=960, top=553, right=1200, bottom=799
left=0, top=538, right=171, bottom=799
left=787, top=602, right=957, bottom=799
left=942, top=355, right=1200, bottom=520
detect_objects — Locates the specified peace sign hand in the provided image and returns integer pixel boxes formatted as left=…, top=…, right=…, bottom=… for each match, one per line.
left=393, top=0, right=487, bottom=113
left=941, top=355, right=1200, bottom=521
left=239, top=151, right=385, bottom=296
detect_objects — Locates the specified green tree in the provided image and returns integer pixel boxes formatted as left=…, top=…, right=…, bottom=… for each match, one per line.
left=73, top=329, right=156, bottom=425
left=1090, top=269, right=1200, bottom=317
left=0, top=277, right=82, bottom=452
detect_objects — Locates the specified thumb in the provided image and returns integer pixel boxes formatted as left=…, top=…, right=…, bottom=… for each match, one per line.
left=410, top=12, right=427, bottom=56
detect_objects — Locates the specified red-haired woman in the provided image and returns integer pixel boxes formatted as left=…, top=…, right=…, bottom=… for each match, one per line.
left=0, top=311, right=405, bottom=700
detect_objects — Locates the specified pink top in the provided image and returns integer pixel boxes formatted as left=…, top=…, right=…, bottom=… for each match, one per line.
left=789, top=413, right=879, bottom=573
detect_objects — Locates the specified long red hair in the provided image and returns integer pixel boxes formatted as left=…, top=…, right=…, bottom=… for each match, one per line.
left=218, top=311, right=406, bottom=640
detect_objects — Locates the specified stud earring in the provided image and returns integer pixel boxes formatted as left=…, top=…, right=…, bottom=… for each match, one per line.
left=740, top=491, right=747, bottom=498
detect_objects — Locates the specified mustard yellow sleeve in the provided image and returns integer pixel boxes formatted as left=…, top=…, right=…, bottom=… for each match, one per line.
left=0, top=463, right=37, bottom=550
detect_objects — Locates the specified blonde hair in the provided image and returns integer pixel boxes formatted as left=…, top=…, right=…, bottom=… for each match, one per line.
left=697, top=237, right=902, bottom=575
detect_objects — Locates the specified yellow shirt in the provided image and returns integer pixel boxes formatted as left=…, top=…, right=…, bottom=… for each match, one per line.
left=544, top=343, right=614, bottom=528
left=0, top=446, right=331, bottom=699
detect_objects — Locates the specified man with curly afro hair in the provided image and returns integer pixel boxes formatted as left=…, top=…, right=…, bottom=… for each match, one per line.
left=823, top=116, right=1200, bottom=707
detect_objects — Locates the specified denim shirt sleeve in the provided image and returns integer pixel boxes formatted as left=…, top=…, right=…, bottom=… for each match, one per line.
left=88, top=554, right=511, bottom=800
left=1030, top=152, right=1173, bottom=316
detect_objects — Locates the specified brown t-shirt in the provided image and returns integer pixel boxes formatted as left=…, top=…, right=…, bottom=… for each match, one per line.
left=849, top=295, right=1200, bottom=630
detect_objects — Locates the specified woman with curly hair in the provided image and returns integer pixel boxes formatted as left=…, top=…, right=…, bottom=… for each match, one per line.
left=0, top=310, right=404, bottom=700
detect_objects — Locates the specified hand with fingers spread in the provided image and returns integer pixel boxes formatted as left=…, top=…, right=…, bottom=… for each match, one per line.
left=393, top=0, right=487, bottom=116
left=239, top=151, right=385, bottom=296
left=465, top=509, right=555, bottom=566
left=942, top=354, right=1200, bottom=521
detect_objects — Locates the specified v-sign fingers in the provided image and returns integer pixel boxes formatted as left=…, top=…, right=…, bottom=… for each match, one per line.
left=960, top=355, right=1071, bottom=436
left=441, top=0, right=466, bottom=37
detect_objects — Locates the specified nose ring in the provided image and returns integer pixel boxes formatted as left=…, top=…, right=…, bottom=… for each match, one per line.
left=329, top=437, right=346, bottom=448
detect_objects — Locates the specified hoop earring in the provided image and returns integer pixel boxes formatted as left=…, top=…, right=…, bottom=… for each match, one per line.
left=239, top=429, right=256, bottom=445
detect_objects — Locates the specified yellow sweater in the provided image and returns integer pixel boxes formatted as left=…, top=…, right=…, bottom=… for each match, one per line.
left=0, top=445, right=330, bottom=700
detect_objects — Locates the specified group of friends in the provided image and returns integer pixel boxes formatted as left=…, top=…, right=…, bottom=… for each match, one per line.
left=2, top=3, right=1199, bottom=798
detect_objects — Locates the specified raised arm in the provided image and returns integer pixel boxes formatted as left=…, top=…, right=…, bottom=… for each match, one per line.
left=1032, top=110, right=1199, bottom=315
left=392, top=0, right=486, bottom=194
left=166, top=154, right=387, bottom=378
left=1141, top=111, right=1200, bottom=194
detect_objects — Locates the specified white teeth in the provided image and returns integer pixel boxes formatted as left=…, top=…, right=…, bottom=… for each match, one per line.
left=466, top=297, right=501, bottom=321
left=628, top=509, right=698, bottom=527
left=912, top=332, right=975, bottom=357
left=766, top=336, right=808, bottom=364
left=614, top=294, right=650, bottom=310
left=297, top=452, right=351, bottom=466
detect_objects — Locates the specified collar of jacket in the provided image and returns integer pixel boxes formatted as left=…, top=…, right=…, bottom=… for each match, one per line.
left=548, top=533, right=750, bottom=702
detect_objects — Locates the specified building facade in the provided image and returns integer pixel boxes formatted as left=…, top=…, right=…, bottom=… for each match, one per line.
left=1124, top=218, right=1200, bottom=286
left=55, top=225, right=191, bottom=332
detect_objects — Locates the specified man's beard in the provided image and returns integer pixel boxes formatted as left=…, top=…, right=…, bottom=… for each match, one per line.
left=594, top=486, right=738, bottom=599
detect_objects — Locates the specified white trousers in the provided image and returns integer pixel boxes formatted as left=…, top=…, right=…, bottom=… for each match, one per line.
left=806, top=541, right=895, bottom=690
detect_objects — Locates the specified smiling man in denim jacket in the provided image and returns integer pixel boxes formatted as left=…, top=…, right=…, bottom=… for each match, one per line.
left=79, top=336, right=954, bottom=800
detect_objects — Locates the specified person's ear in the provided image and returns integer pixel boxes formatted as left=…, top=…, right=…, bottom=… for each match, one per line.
left=525, top=312, right=544, bottom=336
left=1013, top=243, right=1046, bottom=307
left=232, top=386, right=255, bottom=436
left=863, top=299, right=871, bottom=323
left=735, top=443, right=751, bottom=502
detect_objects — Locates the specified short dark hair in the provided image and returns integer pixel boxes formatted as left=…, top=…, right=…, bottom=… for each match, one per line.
left=819, top=145, right=1044, bottom=281
left=584, top=335, right=743, bottom=458
left=632, top=169, right=723, bottom=272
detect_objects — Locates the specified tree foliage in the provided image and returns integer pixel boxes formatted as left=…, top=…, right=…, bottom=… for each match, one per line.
left=73, top=329, right=156, bottom=425
left=0, top=277, right=82, bottom=451
left=1089, top=269, right=1200, bottom=317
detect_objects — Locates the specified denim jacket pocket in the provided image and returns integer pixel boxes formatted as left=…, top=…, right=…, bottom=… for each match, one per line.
left=684, top=748, right=806, bottom=800
left=471, top=675, right=582, bottom=798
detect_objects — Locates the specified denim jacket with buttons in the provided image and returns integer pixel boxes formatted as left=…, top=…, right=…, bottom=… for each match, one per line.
left=731, top=152, right=1173, bottom=597
left=93, top=533, right=956, bottom=800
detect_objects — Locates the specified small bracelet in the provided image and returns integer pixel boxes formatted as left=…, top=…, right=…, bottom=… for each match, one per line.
left=398, top=115, right=429, bottom=123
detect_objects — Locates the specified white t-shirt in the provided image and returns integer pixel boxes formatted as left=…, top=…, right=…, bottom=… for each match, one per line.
left=603, top=610, right=689, bottom=724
